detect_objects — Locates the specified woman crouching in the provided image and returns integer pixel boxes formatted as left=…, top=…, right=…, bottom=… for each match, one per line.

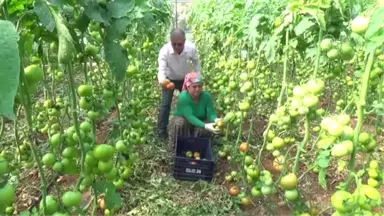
left=169, top=72, right=221, bottom=149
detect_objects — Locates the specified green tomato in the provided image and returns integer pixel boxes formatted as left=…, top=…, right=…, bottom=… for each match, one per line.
left=331, top=190, right=355, bottom=213
left=327, top=49, right=339, bottom=60
left=261, top=186, right=272, bottom=196
left=354, top=185, right=381, bottom=210
left=251, top=187, right=261, bottom=197
left=320, top=38, right=333, bottom=52
left=0, top=184, right=15, bottom=207
left=272, top=137, right=285, bottom=149
left=340, top=42, right=355, bottom=61
left=42, top=153, right=56, bottom=167
left=284, top=189, right=299, bottom=201
left=61, top=191, right=82, bottom=207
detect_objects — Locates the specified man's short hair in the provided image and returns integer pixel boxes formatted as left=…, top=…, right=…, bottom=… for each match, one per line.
left=170, top=28, right=186, bottom=38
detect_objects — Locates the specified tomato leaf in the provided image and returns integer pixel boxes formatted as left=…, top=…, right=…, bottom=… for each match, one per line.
left=316, top=149, right=332, bottom=189
left=365, top=7, right=384, bottom=41
left=18, top=33, right=34, bottom=57
left=316, top=150, right=330, bottom=168
left=0, top=20, right=20, bottom=121
left=7, top=0, right=32, bottom=15
left=84, top=1, right=110, bottom=25
left=333, top=0, right=345, bottom=16
left=248, top=14, right=263, bottom=48
left=372, top=103, right=384, bottom=116
left=103, top=24, right=128, bottom=81
left=107, top=0, right=135, bottom=19
left=290, top=38, right=298, bottom=48
left=19, top=210, right=30, bottom=216
left=34, top=0, right=56, bottom=32
left=299, top=6, right=326, bottom=30
left=92, top=181, right=122, bottom=210
left=75, top=11, right=91, bottom=33
left=318, top=167, right=327, bottom=189
left=47, top=0, right=66, bottom=5
left=50, top=7, right=76, bottom=64
left=261, top=36, right=277, bottom=64
left=307, top=0, right=331, bottom=8
left=365, top=40, right=382, bottom=57
left=111, top=17, right=130, bottom=38
left=105, top=185, right=122, bottom=210
left=294, top=16, right=315, bottom=36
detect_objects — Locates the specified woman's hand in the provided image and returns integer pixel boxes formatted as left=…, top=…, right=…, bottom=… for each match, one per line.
left=214, top=118, right=222, bottom=124
left=204, top=123, right=220, bottom=134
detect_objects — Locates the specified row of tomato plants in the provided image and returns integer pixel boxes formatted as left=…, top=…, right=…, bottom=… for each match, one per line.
left=188, top=0, right=384, bottom=215
left=0, top=1, right=172, bottom=215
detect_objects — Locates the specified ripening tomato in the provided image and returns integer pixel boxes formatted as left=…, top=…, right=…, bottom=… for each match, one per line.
left=229, top=186, right=240, bottom=196
left=331, top=190, right=355, bottom=213
left=239, top=142, right=248, bottom=152
left=166, top=82, right=175, bottom=90
left=351, top=16, right=369, bottom=35
left=279, top=173, right=297, bottom=190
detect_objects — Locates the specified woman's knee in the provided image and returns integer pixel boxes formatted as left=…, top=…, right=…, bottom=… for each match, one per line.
left=173, top=116, right=188, bottom=127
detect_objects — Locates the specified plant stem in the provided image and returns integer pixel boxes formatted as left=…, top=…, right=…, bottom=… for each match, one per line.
left=14, top=106, right=22, bottom=163
left=81, top=35, right=89, bottom=83
left=246, top=115, right=254, bottom=144
left=292, top=116, right=310, bottom=174
left=19, top=62, right=48, bottom=216
left=257, top=30, right=290, bottom=166
left=277, top=28, right=290, bottom=107
left=40, top=44, right=50, bottom=101
left=345, top=51, right=375, bottom=189
left=51, top=59, right=56, bottom=102
left=235, top=115, right=243, bottom=145
left=313, top=29, right=323, bottom=78
left=0, top=117, right=3, bottom=138
left=374, top=75, right=383, bottom=136
left=273, top=143, right=298, bottom=187
left=66, top=64, right=86, bottom=189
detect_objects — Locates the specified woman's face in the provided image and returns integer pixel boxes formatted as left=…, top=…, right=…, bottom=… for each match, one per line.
left=188, top=83, right=203, bottom=98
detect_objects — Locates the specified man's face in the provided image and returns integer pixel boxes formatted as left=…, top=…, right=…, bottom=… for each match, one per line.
left=171, top=34, right=185, bottom=54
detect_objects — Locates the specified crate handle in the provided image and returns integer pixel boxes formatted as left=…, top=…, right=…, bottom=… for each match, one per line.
left=187, top=139, right=195, bottom=145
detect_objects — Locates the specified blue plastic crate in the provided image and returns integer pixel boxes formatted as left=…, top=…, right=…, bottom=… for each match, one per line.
left=173, top=136, right=215, bottom=181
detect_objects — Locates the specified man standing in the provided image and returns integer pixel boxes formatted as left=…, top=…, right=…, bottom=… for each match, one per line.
left=157, top=28, right=201, bottom=138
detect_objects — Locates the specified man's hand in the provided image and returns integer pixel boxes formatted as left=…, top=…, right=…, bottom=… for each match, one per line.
left=160, top=79, right=175, bottom=90
left=160, top=79, right=171, bottom=87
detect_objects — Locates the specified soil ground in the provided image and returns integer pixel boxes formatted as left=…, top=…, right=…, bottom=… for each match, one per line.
left=6, top=84, right=384, bottom=216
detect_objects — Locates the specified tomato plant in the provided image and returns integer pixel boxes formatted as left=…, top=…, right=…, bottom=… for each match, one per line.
left=0, top=0, right=172, bottom=215
left=188, top=0, right=384, bottom=214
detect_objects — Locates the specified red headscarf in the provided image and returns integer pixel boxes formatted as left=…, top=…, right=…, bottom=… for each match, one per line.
left=182, top=72, right=202, bottom=91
